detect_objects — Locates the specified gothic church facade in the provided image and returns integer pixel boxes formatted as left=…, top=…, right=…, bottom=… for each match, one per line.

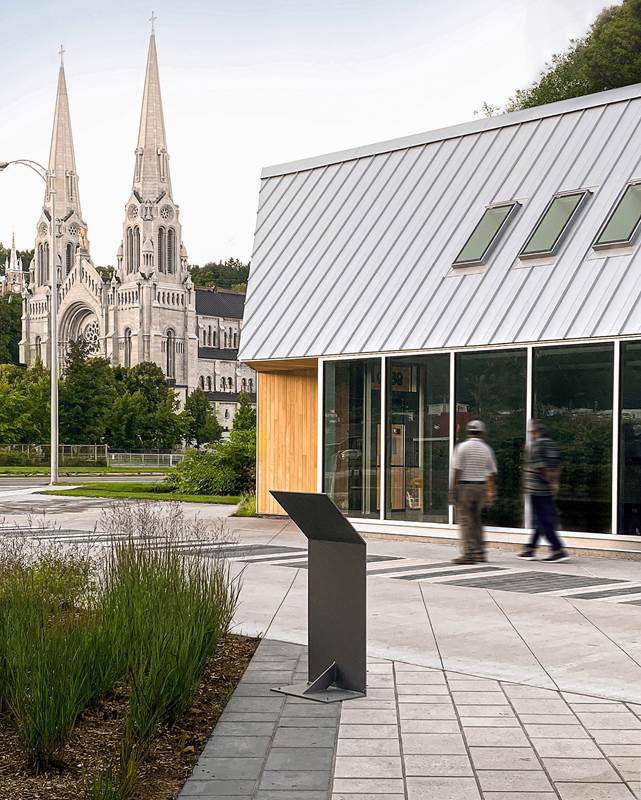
left=20, top=31, right=254, bottom=430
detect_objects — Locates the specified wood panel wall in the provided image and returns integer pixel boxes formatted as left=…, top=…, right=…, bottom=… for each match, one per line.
left=257, top=364, right=318, bottom=515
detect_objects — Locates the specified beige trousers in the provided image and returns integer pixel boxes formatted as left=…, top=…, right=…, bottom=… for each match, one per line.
left=456, top=483, right=486, bottom=558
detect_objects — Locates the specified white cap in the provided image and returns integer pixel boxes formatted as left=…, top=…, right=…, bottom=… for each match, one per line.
left=466, top=419, right=485, bottom=435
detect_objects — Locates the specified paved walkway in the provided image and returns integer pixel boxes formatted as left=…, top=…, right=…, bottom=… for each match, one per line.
left=181, top=639, right=641, bottom=799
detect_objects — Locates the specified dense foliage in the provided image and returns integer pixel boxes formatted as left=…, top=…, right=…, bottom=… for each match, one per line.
left=0, top=295, right=23, bottom=365
left=505, top=0, right=641, bottom=111
left=184, top=388, right=223, bottom=446
left=188, top=257, right=249, bottom=292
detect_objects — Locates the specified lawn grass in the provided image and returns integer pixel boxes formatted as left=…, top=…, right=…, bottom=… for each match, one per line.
left=41, top=481, right=241, bottom=505
left=0, top=465, right=170, bottom=476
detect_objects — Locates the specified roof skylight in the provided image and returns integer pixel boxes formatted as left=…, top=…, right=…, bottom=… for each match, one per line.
left=453, top=202, right=518, bottom=267
left=594, top=182, right=641, bottom=249
left=520, top=191, right=588, bottom=258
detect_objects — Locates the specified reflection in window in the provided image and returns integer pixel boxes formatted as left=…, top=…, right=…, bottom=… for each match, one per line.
left=124, top=328, right=132, bottom=368
left=456, top=350, right=527, bottom=527
left=385, top=354, right=450, bottom=522
left=533, top=343, right=613, bottom=533
left=166, top=329, right=176, bottom=379
left=453, top=203, right=517, bottom=266
left=595, top=183, right=641, bottom=249
left=324, top=359, right=380, bottom=519
left=520, top=192, right=587, bottom=257
left=619, top=341, right=641, bottom=535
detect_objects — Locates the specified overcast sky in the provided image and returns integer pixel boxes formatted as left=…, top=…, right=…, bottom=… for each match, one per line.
left=0, top=0, right=613, bottom=267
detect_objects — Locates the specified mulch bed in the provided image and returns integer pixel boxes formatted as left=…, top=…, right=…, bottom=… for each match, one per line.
left=0, top=633, right=260, bottom=800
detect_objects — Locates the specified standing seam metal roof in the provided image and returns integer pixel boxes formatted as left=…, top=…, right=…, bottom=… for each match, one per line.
left=239, top=84, right=641, bottom=363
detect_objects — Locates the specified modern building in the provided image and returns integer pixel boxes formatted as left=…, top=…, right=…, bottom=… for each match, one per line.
left=20, top=31, right=254, bottom=423
left=240, top=83, right=641, bottom=554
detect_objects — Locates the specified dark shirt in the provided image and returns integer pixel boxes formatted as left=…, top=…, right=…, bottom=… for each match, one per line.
left=524, top=436, right=560, bottom=496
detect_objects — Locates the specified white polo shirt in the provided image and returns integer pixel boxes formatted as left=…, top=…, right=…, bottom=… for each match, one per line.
left=452, top=438, right=497, bottom=483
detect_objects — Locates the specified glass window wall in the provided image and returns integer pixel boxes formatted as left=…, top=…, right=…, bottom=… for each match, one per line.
left=619, top=341, right=641, bottom=535
left=385, top=354, right=450, bottom=523
left=455, top=350, right=527, bottom=527
left=533, top=343, right=613, bottom=533
left=323, top=359, right=380, bottom=519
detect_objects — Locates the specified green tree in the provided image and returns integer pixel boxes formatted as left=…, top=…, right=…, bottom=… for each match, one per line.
left=59, top=339, right=116, bottom=444
left=0, top=363, right=50, bottom=444
left=504, top=0, right=641, bottom=111
left=0, top=294, right=22, bottom=364
left=188, top=258, right=249, bottom=290
left=232, top=391, right=256, bottom=431
left=184, top=388, right=223, bottom=447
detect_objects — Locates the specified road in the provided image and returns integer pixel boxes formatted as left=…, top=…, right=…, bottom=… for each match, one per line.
left=0, top=474, right=161, bottom=489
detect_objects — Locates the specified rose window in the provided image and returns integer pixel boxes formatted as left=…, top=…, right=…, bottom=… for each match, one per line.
left=39, top=222, right=48, bottom=237
left=68, top=223, right=79, bottom=237
left=82, top=320, right=100, bottom=354
left=127, top=204, right=139, bottom=220
left=160, top=205, right=174, bottom=220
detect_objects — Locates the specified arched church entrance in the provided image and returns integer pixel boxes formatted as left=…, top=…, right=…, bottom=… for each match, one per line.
left=59, top=302, right=102, bottom=358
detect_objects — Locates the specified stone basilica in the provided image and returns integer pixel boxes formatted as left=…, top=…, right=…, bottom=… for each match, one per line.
left=20, top=30, right=255, bottom=431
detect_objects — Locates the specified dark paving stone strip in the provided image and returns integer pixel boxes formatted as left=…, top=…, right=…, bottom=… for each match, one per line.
left=398, top=566, right=504, bottom=580
left=178, top=639, right=338, bottom=800
left=444, top=572, right=626, bottom=593
left=569, top=585, right=641, bottom=600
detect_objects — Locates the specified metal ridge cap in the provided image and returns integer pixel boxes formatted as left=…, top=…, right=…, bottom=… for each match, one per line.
left=261, top=83, right=641, bottom=179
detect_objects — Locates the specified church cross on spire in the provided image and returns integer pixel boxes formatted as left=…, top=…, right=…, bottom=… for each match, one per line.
left=59, top=43, right=65, bottom=65
left=149, top=11, right=157, bottom=33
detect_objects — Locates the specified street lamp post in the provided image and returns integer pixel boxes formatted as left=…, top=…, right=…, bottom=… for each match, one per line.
left=0, top=159, right=59, bottom=484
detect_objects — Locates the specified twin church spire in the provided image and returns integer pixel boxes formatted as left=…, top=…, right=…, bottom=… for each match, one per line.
left=46, top=58, right=82, bottom=218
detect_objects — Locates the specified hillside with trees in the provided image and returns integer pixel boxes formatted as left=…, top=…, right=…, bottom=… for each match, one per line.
left=189, top=257, right=249, bottom=292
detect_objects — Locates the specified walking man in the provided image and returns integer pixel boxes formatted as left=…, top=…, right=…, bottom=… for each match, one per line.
left=519, top=419, right=569, bottom=563
left=449, top=420, right=497, bottom=565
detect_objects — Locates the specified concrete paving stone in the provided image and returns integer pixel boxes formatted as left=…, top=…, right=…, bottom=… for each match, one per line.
left=519, top=714, right=581, bottom=725
left=212, top=721, right=277, bottom=737
left=220, top=711, right=281, bottom=723
left=403, top=754, right=473, bottom=776
left=339, top=724, right=399, bottom=738
left=367, top=674, right=395, bottom=687
left=542, top=757, right=622, bottom=782
left=532, top=738, right=603, bottom=758
left=279, top=716, right=340, bottom=728
left=190, top=756, right=263, bottom=780
left=458, top=716, right=521, bottom=728
left=331, top=795, right=404, bottom=800
left=259, top=770, right=331, bottom=791
left=256, top=794, right=328, bottom=800
left=395, top=671, right=447, bottom=685
left=358, top=687, right=396, bottom=699
left=272, top=727, right=337, bottom=748
left=510, top=698, right=573, bottom=715
left=265, top=746, right=334, bottom=771
left=336, top=738, right=401, bottom=756
left=477, top=770, right=552, bottom=792
left=599, top=744, right=641, bottom=757
left=332, top=779, right=405, bottom=794
left=577, top=712, right=641, bottom=730
left=562, top=692, right=615, bottom=704
left=524, top=724, right=590, bottom=739
left=482, top=794, right=557, bottom=800
left=256, top=641, right=303, bottom=656
left=397, top=693, right=456, bottom=705
left=232, top=683, right=281, bottom=697
left=340, top=709, right=398, bottom=725
left=345, top=699, right=397, bottom=709
left=399, top=703, right=456, bottom=720
left=593, top=730, right=641, bottom=745
left=367, top=663, right=394, bottom=674
left=179, top=779, right=256, bottom=796
left=203, top=736, right=271, bottom=758
left=280, top=703, right=340, bottom=718
left=333, top=755, right=403, bottom=778
left=462, top=727, right=530, bottom=747
left=400, top=719, right=461, bottom=733
left=244, top=660, right=298, bottom=670
left=502, top=685, right=561, bottom=699
left=555, top=784, right=637, bottom=799
left=610, top=755, right=641, bottom=773
left=447, top=679, right=500, bottom=691
left=406, top=776, right=481, bottom=799
left=396, top=663, right=441, bottom=672
left=401, top=733, right=467, bottom=755
left=469, top=746, right=541, bottom=770
left=451, top=691, right=509, bottom=705
left=570, top=703, right=630, bottom=713
left=238, top=670, right=295, bottom=685
left=454, top=705, right=515, bottom=717
left=397, top=684, right=450, bottom=696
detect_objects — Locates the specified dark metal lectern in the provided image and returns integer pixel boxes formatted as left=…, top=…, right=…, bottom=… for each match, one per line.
left=270, top=490, right=366, bottom=703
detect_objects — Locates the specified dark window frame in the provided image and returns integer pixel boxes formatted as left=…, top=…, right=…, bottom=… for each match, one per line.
left=519, top=190, right=590, bottom=259
left=453, top=201, right=520, bottom=267
left=593, top=180, right=641, bottom=250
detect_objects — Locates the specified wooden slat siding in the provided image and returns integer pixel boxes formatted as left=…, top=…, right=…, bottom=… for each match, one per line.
left=257, top=364, right=318, bottom=515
